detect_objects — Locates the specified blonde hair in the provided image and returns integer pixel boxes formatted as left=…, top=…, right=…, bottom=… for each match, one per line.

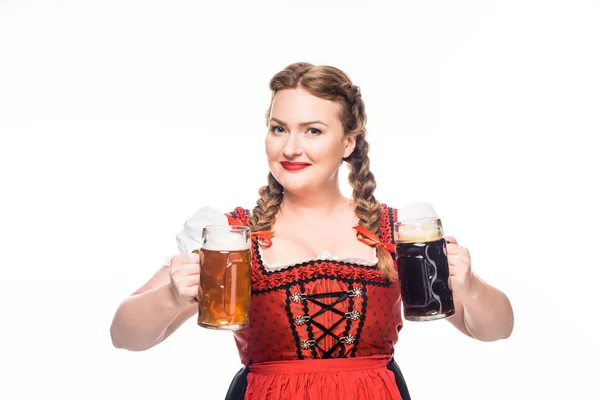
left=249, top=62, right=396, bottom=280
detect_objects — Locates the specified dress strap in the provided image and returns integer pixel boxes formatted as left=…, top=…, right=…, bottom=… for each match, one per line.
left=226, top=208, right=274, bottom=249
left=379, top=203, right=396, bottom=246
left=229, top=207, right=250, bottom=226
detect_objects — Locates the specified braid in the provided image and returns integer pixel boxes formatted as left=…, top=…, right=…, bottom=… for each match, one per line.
left=249, top=172, right=283, bottom=232
left=347, top=135, right=397, bottom=280
left=345, top=85, right=397, bottom=280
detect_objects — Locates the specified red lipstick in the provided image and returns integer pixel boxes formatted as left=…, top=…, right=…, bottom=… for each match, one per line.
left=280, top=161, right=312, bottom=171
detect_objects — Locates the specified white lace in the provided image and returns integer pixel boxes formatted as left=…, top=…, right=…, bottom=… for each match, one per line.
left=260, top=249, right=379, bottom=271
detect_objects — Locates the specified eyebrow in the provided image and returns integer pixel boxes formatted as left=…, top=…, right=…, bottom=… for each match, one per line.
left=269, top=118, right=329, bottom=128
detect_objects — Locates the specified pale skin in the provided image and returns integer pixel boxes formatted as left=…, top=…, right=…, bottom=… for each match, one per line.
left=110, top=87, right=513, bottom=351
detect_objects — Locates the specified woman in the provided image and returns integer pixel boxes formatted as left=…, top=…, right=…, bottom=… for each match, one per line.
left=110, top=62, right=514, bottom=399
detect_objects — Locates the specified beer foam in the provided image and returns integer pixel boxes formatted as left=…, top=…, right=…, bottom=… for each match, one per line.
left=396, top=202, right=439, bottom=222
left=396, top=230, right=443, bottom=243
left=202, top=226, right=250, bottom=251
left=394, top=202, right=443, bottom=243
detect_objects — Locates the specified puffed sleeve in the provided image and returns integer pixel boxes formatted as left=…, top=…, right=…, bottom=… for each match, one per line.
left=161, top=206, right=229, bottom=267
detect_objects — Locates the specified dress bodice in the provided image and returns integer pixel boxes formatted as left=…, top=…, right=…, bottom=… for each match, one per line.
left=230, top=205, right=403, bottom=365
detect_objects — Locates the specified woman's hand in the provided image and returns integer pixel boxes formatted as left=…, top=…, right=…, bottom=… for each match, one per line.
left=445, top=236, right=474, bottom=300
left=167, top=252, right=201, bottom=309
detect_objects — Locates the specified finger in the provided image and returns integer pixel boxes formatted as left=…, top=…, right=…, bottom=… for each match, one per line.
left=170, top=253, right=200, bottom=269
left=448, top=261, right=462, bottom=276
left=445, top=236, right=458, bottom=245
left=448, top=258, right=470, bottom=276
left=448, top=254, right=470, bottom=265
left=169, top=263, right=200, bottom=278
left=447, top=246, right=471, bottom=263
left=180, top=263, right=201, bottom=275
left=179, top=274, right=200, bottom=287
left=171, top=277, right=200, bottom=294
left=449, top=275, right=461, bottom=292
left=446, top=243, right=461, bottom=255
left=178, top=252, right=201, bottom=264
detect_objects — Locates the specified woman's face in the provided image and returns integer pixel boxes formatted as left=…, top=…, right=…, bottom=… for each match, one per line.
left=265, top=87, right=356, bottom=195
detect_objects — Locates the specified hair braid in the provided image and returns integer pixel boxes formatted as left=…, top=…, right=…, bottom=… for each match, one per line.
left=342, top=84, right=396, bottom=279
left=346, top=134, right=397, bottom=280
left=249, top=172, right=283, bottom=232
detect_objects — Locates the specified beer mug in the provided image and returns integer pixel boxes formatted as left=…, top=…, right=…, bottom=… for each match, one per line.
left=197, top=225, right=251, bottom=330
left=394, top=203, right=455, bottom=321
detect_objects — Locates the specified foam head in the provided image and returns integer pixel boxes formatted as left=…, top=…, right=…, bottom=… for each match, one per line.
left=394, top=202, right=444, bottom=243
left=201, top=225, right=250, bottom=251
left=396, top=202, right=439, bottom=222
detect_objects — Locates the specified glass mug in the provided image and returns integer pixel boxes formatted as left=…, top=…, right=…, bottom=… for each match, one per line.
left=194, top=225, right=251, bottom=330
left=394, top=203, right=455, bottom=321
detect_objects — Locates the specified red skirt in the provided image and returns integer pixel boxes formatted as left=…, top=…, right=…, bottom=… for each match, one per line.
left=244, top=355, right=403, bottom=400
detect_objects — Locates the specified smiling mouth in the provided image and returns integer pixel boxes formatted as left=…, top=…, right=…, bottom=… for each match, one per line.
left=280, top=162, right=312, bottom=171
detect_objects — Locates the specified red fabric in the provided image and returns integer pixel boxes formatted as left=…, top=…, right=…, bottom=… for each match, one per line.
left=225, top=213, right=274, bottom=248
left=353, top=225, right=395, bottom=267
left=245, top=355, right=402, bottom=400
left=251, top=259, right=389, bottom=292
left=235, top=207, right=250, bottom=226
left=379, top=203, right=393, bottom=246
left=231, top=205, right=404, bottom=398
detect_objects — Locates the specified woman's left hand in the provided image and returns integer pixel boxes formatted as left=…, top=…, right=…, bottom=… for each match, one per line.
left=445, top=236, right=474, bottom=300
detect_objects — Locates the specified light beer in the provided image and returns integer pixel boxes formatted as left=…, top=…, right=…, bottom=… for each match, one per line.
left=198, top=225, right=251, bottom=330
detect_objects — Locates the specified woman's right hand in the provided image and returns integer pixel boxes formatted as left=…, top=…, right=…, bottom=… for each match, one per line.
left=167, top=251, right=201, bottom=309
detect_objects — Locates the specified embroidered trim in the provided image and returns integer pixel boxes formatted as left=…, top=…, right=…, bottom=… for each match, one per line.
left=235, top=207, right=249, bottom=226
left=379, top=203, right=393, bottom=246
left=284, top=287, right=304, bottom=360
left=251, top=237, right=389, bottom=292
left=388, top=206, right=396, bottom=245
left=299, top=282, right=318, bottom=359
left=339, top=284, right=355, bottom=357
left=350, top=283, right=368, bottom=358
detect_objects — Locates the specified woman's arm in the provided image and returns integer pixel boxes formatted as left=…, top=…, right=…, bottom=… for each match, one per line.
left=445, top=236, right=514, bottom=341
left=110, top=266, right=197, bottom=351
left=447, top=274, right=514, bottom=341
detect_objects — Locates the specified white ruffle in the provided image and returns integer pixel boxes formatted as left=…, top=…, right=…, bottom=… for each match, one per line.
left=260, top=249, right=378, bottom=271
left=176, top=206, right=228, bottom=253
left=162, top=206, right=228, bottom=266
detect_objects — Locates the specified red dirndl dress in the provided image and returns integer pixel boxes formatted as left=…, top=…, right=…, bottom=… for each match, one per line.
left=226, top=204, right=410, bottom=400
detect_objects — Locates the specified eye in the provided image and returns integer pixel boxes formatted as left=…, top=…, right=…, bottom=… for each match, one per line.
left=269, top=125, right=285, bottom=134
left=307, top=128, right=322, bottom=135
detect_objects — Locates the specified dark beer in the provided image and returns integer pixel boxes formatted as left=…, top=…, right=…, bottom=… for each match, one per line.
left=394, top=204, right=455, bottom=322
left=396, top=237, right=455, bottom=321
left=198, top=225, right=251, bottom=330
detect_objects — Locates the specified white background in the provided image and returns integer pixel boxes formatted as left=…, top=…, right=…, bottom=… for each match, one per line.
left=1, top=0, right=598, bottom=399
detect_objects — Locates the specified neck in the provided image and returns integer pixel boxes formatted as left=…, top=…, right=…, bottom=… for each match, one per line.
left=280, top=181, right=349, bottom=219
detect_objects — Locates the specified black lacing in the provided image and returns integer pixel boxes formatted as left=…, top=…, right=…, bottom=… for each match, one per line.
left=290, top=287, right=363, bottom=359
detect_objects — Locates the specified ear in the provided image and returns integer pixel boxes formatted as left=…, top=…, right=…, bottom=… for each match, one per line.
left=342, top=135, right=356, bottom=159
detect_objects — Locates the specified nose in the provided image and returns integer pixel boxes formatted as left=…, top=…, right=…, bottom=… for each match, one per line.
left=282, top=133, right=303, bottom=159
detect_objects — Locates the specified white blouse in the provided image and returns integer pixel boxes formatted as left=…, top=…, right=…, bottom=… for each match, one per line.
left=164, top=206, right=378, bottom=270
